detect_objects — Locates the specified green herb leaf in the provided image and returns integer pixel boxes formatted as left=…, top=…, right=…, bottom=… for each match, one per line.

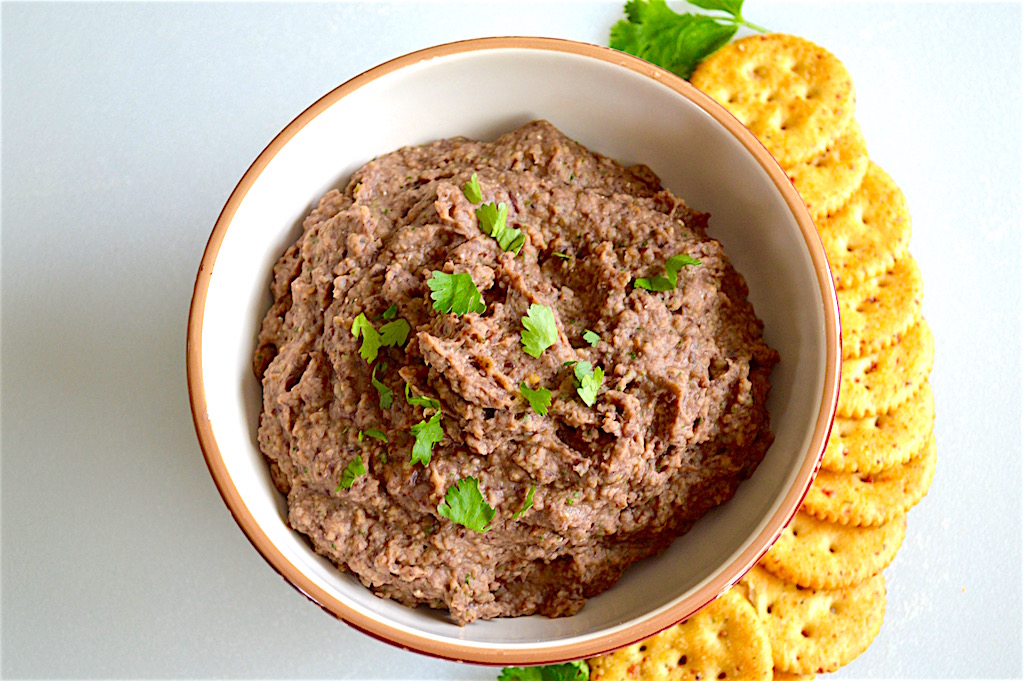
left=477, top=202, right=525, bottom=254
left=635, top=253, right=701, bottom=291
left=405, top=383, right=441, bottom=411
left=498, top=661, right=589, bottom=681
left=428, top=271, right=486, bottom=316
left=512, top=484, right=536, bottom=520
left=519, top=382, right=553, bottom=416
left=582, top=329, right=601, bottom=347
left=372, top=364, right=394, bottom=409
left=553, top=252, right=572, bottom=260
left=521, top=304, right=558, bottom=358
left=410, top=412, right=443, bottom=466
left=336, top=455, right=367, bottom=491
left=363, top=428, right=388, bottom=442
left=462, top=172, right=483, bottom=204
left=380, top=304, right=398, bottom=320
left=610, top=0, right=765, bottom=80
left=573, top=361, right=605, bottom=407
left=437, top=476, right=495, bottom=532
left=379, top=318, right=411, bottom=347
left=351, top=313, right=383, bottom=363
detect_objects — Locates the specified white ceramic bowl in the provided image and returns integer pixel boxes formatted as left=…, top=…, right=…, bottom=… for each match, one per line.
left=187, top=37, right=840, bottom=665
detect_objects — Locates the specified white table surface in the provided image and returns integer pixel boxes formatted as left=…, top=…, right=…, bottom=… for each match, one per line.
left=2, top=2, right=1020, bottom=678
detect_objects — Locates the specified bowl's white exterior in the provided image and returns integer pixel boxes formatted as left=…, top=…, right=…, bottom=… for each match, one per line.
left=187, top=37, right=840, bottom=665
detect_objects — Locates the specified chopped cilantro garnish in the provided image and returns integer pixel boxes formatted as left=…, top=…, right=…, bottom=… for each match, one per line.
left=462, top=172, right=483, bottom=204
left=520, top=304, right=558, bottom=358
left=437, top=476, right=495, bottom=532
left=428, top=271, right=486, bottom=316
left=573, top=361, right=605, bottom=407
left=380, top=304, right=398, bottom=320
left=634, top=253, right=701, bottom=291
left=336, top=455, right=366, bottom=491
left=405, top=383, right=441, bottom=411
left=553, top=252, right=572, bottom=260
left=519, top=382, right=553, bottom=416
left=477, top=202, right=525, bottom=254
left=498, top=661, right=589, bottom=681
left=582, top=329, right=601, bottom=346
left=350, top=313, right=383, bottom=363
left=512, top=484, right=536, bottom=520
left=362, top=428, right=388, bottom=442
left=410, top=412, right=443, bottom=466
left=379, top=318, right=411, bottom=347
left=372, top=363, right=393, bottom=409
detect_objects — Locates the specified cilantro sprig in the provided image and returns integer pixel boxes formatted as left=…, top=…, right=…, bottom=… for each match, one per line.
left=573, top=361, right=605, bottom=407
left=437, top=476, right=495, bottom=532
left=519, top=382, right=553, bottom=416
left=512, top=484, right=536, bottom=520
left=521, top=304, right=559, bottom=358
left=351, top=313, right=411, bottom=363
left=335, top=455, right=367, bottom=491
left=462, top=172, right=483, bottom=204
left=428, top=271, right=486, bottom=316
left=477, top=202, right=525, bottom=254
left=498, top=661, right=589, bottom=681
left=410, top=412, right=443, bottom=466
left=582, top=329, right=601, bottom=347
left=372, top=363, right=393, bottom=409
left=405, top=383, right=441, bottom=411
left=634, top=253, right=702, bottom=292
left=610, top=0, right=767, bottom=80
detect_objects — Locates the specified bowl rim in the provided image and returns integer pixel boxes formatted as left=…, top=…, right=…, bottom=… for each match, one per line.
left=186, top=35, right=841, bottom=666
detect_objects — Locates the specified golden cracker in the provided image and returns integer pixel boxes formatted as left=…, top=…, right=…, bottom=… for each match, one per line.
left=839, top=318, right=934, bottom=419
left=774, top=672, right=815, bottom=681
left=803, top=432, right=936, bottom=526
left=823, top=381, right=934, bottom=474
left=760, top=511, right=906, bottom=589
left=691, top=34, right=856, bottom=166
left=818, top=162, right=912, bottom=289
left=838, top=255, right=924, bottom=360
left=739, top=565, right=885, bottom=675
left=589, top=588, right=772, bottom=681
left=785, top=121, right=869, bottom=221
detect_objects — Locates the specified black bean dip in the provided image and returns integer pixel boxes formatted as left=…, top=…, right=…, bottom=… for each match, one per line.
left=253, top=120, right=778, bottom=624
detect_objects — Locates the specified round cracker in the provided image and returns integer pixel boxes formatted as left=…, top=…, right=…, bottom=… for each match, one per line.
left=785, top=121, right=869, bottom=221
left=838, top=254, right=924, bottom=360
left=691, top=34, right=856, bottom=166
left=802, top=432, right=937, bottom=526
left=739, top=565, right=885, bottom=675
left=839, top=318, right=934, bottom=419
left=760, top=511, right=906, bottom=589
left=589, top=588, right=773, bottom=681
left=818, top=162, right=912, bottom=289
left=823, top=381, right=934, bottom=474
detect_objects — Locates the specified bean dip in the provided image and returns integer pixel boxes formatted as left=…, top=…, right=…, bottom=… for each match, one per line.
left=253, top=121, right=778, bottom=624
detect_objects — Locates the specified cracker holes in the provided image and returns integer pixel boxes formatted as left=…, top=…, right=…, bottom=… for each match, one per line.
left=678, top=655, right=688, bottom=666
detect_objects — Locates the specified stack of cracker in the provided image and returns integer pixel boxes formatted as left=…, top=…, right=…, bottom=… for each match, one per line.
left=590, top=34, right=935, bottom=680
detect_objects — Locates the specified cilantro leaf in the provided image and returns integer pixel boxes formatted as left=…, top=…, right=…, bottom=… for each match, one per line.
left=410, top=412, right=443, bottom=466
left=477, top=202, right=525, bottom=254
left=582, top=329, right=601, bottom=347
left=553, top=252, right=572, bottom=260
left=379, top=318, right=411, bottom=347
left=635, top=253, right=701, bottom=291
left=498, top=661, right=589, bottom=681
left=610, top=0, right=766, bottom=80
left=380, top=304, right=398, bottom=320
left=372, top=363, right=393, bottom=409
left=351, top=313, right=383, bottom=363
left=437, top=476, right=495, bottom=532
left=512, top=484, right=536, bottom=520
left=428, top=271, right=486, bottom=316
left=405, top=383, right=441, bottom=411
left=336, top=455, right=367, bottom=491
left=462, top=172, right=483, bottom=204
left=573, top=361, right=605, bottom=407
left=521, top=304, right=558, bottom=358
left=362, top=428, right=388, bottom=442
left=519, top=382, right=553, bottom=416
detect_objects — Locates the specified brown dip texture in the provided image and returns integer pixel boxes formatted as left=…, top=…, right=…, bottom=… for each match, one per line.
left=253, top=121, right=779, bottom=625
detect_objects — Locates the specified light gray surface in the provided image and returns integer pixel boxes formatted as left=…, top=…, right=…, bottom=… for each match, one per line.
left=1, top=2, right=1020, bottom=678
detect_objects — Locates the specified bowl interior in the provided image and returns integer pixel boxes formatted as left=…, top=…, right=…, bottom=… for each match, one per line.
left=190, top=38, right=835, bottom=662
